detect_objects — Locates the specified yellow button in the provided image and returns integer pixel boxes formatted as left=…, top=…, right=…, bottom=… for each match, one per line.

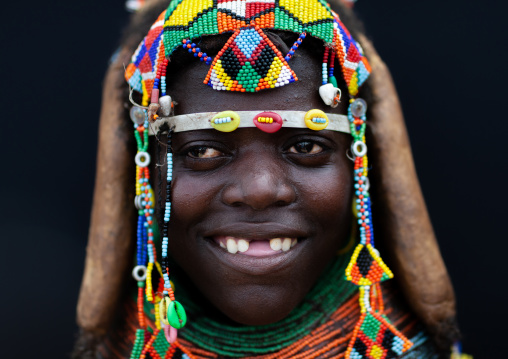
left=211, top=111, right=241, bottom=132
left=304, top=109, right=329, bottom=131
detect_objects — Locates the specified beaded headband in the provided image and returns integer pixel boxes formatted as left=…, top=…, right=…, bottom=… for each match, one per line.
left=125, top=1, right=412, bottom=358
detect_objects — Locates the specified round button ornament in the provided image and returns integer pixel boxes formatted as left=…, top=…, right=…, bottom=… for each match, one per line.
left=351, top=98, right=367, bottom=117
left=211, top=111, right=240, bottom=132
left=130, top=107, right=146, bottom=125
left=304, top=109, right=329, bottom=131
left=253, top=112, right=283, bottom=133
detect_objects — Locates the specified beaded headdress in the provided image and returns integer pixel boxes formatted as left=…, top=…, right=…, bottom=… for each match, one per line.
left=125, top=1, right=413, bottom=358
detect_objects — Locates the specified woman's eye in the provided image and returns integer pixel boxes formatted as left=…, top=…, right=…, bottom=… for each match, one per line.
left=187, top=146, right=223, bottom=158
left=288, top=141, right=324, bottom=154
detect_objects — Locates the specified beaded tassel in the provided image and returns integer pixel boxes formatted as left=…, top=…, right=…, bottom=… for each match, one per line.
left=344, top=99, right=413, bottom=359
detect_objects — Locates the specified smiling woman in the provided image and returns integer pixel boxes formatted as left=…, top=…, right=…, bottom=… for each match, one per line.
left=73, top=0, right=461, bottom=358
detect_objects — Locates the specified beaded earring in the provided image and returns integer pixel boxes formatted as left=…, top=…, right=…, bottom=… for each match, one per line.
left=129, top=107, right=189, bottom=359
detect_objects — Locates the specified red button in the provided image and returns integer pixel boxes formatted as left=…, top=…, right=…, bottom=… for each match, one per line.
left=253, top=112, right=283, bottom=133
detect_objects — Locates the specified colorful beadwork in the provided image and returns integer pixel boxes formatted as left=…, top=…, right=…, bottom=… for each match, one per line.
left=125, top=0, right=371, bottom=101
left=129, top=110, right=189, bottom=359
left=344, top=98, right=413, bottom=358
left=205, top=26, right=297, bottom=92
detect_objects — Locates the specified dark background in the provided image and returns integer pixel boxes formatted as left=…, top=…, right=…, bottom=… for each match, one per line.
left=1, top=0, right=506, bottom=357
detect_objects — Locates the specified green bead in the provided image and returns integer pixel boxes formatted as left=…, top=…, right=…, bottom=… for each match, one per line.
left=137, top=281, right=145, bottom=288
left=167, top=300, right=187, bottom=329
left=329, top=75, right=338, bottom=88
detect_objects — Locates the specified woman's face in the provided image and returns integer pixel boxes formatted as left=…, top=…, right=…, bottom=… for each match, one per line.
left=160, top=36, right=353, bottom=325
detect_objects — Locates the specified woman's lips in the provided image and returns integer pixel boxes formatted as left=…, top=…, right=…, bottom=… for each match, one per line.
left=213, top=236, right=298, bottom=256
left=201, top=223, right=310, bottom=275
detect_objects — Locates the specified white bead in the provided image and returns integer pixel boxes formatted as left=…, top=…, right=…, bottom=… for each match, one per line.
left=351, top=141, right=367, bottom=157
left=132, top=265, right=147, bottom=281
left=135, top=151, right=151, bottom=167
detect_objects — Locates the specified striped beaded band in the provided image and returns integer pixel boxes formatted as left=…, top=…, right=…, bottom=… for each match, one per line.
left=146, top=110, right=350, bottom=135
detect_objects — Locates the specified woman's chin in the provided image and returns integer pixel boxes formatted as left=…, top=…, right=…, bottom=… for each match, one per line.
left=209, top=287, right=301, bottom=326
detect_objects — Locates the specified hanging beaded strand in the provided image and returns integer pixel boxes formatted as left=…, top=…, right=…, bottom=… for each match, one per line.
left=182, top=39, right=212, bottom=65
left=161, top=128, right=174, bottom=298
left=322, top=47, right=330, bottom=85
left=160, top=128, right=188, bottom=345
left=344, top=98, right=413, bottom=359
left=130, top=108, right=158, bottom=359
left=284, top=31, right=307, bottom=62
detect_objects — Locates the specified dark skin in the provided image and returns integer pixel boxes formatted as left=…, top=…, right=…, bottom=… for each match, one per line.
left=157, top=33, right=354, bottom=326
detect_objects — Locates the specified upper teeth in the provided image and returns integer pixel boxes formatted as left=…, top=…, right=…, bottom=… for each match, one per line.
left=237, top=239, right=249, bottom=252
left=220, top=237, right=298, bottom=254
left=226, top=237, right=238, bottom=254
left=270, top=238, right=282, bottom=251
left=281, top=238, right=292, bottom=251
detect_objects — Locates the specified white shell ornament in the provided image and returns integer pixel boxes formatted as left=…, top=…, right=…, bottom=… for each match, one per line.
left=159, top=95, right=173, bottom=117
left=319, top=84, right=341, bottom=108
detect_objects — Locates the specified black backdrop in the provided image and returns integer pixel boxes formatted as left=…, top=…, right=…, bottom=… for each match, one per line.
left=1, top=0, right=506, bottom=357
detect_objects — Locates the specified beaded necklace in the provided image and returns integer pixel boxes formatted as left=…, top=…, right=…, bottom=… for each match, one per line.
left=161, top=250, right=356, bottom=357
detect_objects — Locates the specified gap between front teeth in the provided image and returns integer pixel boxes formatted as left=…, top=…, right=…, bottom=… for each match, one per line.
left=222, top=237, right=297, bottom=254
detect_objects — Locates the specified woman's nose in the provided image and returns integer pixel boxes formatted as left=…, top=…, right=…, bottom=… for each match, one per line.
left=221, top=154, right=296, bottom=210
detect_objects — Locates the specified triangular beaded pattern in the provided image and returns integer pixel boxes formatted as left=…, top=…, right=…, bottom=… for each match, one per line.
left=125, top=0, right=371, bottom=98
left=346, top=312, right=413, bottom=359
left=345, top=243, right=393, bottom=286
left=204, top=26, right=297, bottom=92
